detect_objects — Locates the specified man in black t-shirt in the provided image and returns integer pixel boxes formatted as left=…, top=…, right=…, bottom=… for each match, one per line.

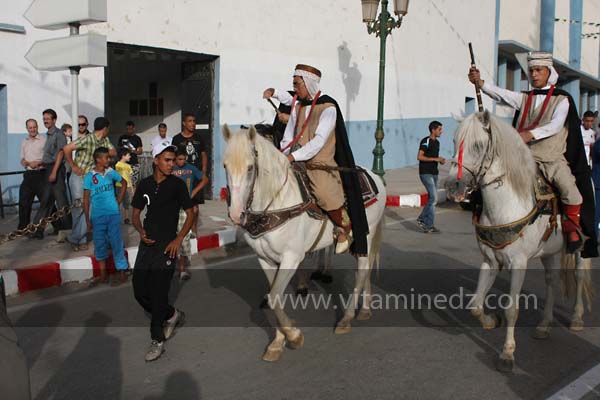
left=416, top=121, right=445, bottom=233
left=131, top=141, right=194, bottom=362
left=118, top=120, right=143, bottom=187
left=172, top=113, right=208, bottom=236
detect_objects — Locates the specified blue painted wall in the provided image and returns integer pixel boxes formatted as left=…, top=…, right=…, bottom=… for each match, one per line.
left=540, top=0, right=556, bottom=53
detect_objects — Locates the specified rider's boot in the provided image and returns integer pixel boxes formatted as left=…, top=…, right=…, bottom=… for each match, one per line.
left=562, top=204, right=583, bottom=253
left=327, top=207, right=353, bottom=254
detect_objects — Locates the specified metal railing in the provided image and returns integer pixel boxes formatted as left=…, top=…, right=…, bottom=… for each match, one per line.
left=0, top=170, right=26, bottom=218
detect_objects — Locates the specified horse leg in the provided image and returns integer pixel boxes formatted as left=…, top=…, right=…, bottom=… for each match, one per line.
left=532, top=256, right=556, bottom=339
left=356, top=277, right=372, bottom=321
left=497, top=263, right=527, bottom=373
left=570, top=254, right=587, bottom=332
left=258, top=258, right=278, bottom=309
left=296, top=269, right=309, bottom=297
left=262, top=258, right=304, bottom=361
left=320, top=245, right=334, bottom=283
left=469, top=261, right=501, bottom=329
left=335, top=256, right=370, bottom=334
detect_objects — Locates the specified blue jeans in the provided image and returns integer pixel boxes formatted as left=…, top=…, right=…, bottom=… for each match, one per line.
left=92, top=214, right=128, bottom=270
left=68, top=174, right=87, bottom=245
left=418, top=174, right=438, bottom=228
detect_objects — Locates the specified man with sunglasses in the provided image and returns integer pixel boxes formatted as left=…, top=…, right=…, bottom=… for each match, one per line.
left=78, top=115, right=91, bottom=138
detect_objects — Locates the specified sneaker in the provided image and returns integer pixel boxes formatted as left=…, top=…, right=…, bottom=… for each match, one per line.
left=428, top=226, right=441, bottom=234
left=416, top=218, right=426, bottom=229
left=164, top=309, right=185, bottom=340
left=419, top=224, right=432, bottom=233
left=180, top=270, right=191, bottom=281
left=145, top=340, right=165, bottom=362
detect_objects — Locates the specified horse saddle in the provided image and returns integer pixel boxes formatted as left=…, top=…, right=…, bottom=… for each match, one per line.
left=292, top=163, right=380, bottom=212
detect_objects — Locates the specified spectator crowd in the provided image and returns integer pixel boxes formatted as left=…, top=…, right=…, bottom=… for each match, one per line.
left=16, top=110, right=208, bottom=284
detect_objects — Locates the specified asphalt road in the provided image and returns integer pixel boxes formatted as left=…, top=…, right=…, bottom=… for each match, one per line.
left=6, top=204, right=600, bottom=400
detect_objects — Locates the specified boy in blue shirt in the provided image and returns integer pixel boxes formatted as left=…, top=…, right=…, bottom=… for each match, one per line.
left=172, top=149, right=207, bottom=280
left=84, top=147, right=129, bottom=286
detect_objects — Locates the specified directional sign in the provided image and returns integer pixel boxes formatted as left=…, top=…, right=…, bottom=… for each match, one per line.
left=25, top=33, right=107, bottom=71
left=24, top=0, right=107, bottom=30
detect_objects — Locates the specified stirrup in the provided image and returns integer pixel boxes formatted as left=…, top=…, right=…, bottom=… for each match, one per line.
left=334, top=230, right=353, bottom=254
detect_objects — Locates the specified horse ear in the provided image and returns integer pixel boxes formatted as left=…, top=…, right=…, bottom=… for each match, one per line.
left=222, top=124, right=231, bottom=142
left=248, top=125, right=257, bottom=143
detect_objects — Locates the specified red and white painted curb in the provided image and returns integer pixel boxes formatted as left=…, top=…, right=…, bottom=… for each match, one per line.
left=385, top=189, right=447, bottom=208
left=0, top=226, right=237, bottom=297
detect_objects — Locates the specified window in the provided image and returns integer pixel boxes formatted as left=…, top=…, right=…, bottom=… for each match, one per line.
left=128, top=82, right=163, bottom=116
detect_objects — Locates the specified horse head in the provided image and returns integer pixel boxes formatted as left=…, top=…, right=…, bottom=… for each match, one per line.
left=222, top=124, right=290, bottom=225
left=446, top=111, right=492, bottom=202
left=222, top=124, right=259, bottom=224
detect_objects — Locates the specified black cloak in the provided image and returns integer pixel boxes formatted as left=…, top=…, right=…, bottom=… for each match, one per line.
left=512, top=88, right=598, bottom=258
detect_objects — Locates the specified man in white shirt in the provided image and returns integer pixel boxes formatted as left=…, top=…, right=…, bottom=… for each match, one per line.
left=151, top=123, right=172, bottom=152
left=581, top=111, right=595, bottom=168
left=468, top=51, right=587, bottom=253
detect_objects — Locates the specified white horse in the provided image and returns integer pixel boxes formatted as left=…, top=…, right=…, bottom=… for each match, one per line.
left=222, top=125, right=386, bottom=362
left=445, top=111, right=593, bottom=372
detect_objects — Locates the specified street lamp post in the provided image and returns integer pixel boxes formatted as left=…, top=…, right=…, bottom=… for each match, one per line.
left=362, top=0, right=409, bottom=180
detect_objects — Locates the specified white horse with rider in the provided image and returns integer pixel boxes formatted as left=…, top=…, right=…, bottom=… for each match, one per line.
left=222, top=124, right=386, bottom=362
left=446, top=111, right=593, bottom=372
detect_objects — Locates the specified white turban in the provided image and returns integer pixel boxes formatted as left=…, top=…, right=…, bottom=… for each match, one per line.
left=525, top=51, right=559, bottom=85
left=294, top=64, right=321, bottom=98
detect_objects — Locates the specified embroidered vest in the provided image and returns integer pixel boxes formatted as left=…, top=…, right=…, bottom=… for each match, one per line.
left=296, top=103, right=337, bottom=166
left=516, top=94, right=568, bottom=162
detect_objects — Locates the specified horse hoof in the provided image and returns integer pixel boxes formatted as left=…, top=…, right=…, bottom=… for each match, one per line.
left=287, top=332, right=304, bottom=350
left=262, top=348, right=283, bottom=362
left=495, top=356, right=514, bottom=373
left=483, top=313, right=501, bottom=330
left=320, top=274, right=333, bottom=284
left=310, top=271, right=323, bottom=281
left=259, top=297, right=270, bottom=309
left=531, top=328, right=550, bottom=340
left=356, top=309, right=372, bottom=321
left=570, top=320, right=584, bottom=332
left=334, top=321, right=352, bottom=335
left=295, top=288, right=309, bottom=297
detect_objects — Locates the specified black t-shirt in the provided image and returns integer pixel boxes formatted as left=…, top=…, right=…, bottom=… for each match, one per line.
left=418, top=136, right=440, bottom=175
left=131, top=175, right=193, bottom=246
left=117, top=134, right=143, bottom=165
left=172, top=133, right=206, bottom=171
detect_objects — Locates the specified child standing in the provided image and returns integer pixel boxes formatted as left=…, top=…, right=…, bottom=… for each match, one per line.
left=84, top=147, right=129, bottom=286
left=172, top=149, right=208, bottom=280
left=115, top=148, right=133, bottom=224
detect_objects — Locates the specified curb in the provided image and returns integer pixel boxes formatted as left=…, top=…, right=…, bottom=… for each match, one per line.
left=385, top=189, right=447, bottom=208
left=0, top=226, right=237, bottom=297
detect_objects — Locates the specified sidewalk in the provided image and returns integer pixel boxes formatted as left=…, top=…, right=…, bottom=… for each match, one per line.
left=0, top=165, right=449, bottom=295
left=0, top=200, right=233, bottom=271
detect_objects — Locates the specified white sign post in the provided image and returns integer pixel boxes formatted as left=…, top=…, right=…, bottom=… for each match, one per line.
left=24, top=0, right=107, bottom=140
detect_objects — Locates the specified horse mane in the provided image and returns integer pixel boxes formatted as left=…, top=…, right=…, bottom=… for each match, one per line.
left=455, top=111, right=537, bottom=201
left=223, top=127, right=291, bottom=207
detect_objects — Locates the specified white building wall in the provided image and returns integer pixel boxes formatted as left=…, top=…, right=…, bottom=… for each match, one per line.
left=554, top=0, right=571, bottom=64
left=499, top=0, right=541, bottom=50
left=582, top=0, right=600, bottom=77
left=1, top=0, right=496, bottom=132
left=1, top=2, right=104, bottom=134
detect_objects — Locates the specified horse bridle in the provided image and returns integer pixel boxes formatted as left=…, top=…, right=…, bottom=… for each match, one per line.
left=226, top=146, right=289, bottom=224
left=460, top=124, right=504, bottom=195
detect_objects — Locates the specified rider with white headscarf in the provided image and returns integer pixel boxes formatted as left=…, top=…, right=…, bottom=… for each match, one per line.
left=468, top=51, right=597, bottom=256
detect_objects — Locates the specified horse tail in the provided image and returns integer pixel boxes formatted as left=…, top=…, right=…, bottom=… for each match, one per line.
left=560, top=253, right=595, bottom=311
left=369, top=216, right=384, bottom=279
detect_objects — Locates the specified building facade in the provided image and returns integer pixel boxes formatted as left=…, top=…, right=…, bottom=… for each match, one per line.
left=1, top=0, right=598, bottom=200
